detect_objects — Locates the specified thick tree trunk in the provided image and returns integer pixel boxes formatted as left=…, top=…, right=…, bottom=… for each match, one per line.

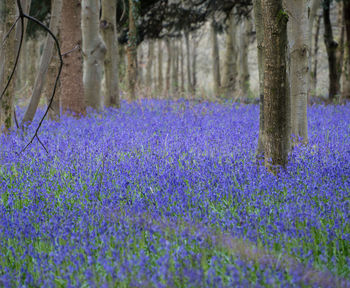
left=146, top=40, right=154, bottom=90
left=22, top=0, right=62, bottom=126
left=60, top=0, right=85, bottom=116
left=101, top=0, right=120, bottom=108
left=343, top=0, right=350, bottom=100
left=222, top=10, right=238, bottom=99
left=286, top=0, right=309, bottom=144
left=0, top=0, right=16, bottom=132
left=82, top=0, right=105, bottom=111
left=262, top=0, right=290, bottom=170
left=323, top=0, right=341, bottom=101
left=211, top=20, right=221, bottom=97
left=157, top=40, right=163, bottom=94
left=238, top=17, right=252, bottom=98
left=127, top=0, right=138, bottom=100
left=184, top=30, right=193, bottom=93
left=254, top=0, right=265, bottom=156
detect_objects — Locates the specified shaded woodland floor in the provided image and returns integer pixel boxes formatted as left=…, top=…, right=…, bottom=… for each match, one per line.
left=0, top=100, right=349, bottom=287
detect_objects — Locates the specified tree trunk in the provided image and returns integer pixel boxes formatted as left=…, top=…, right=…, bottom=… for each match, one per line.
left=262, top=0, right=290, bottom=170
left=286, top=0, right=309, bottom=144
left=172, top=40, right=179, bottom=94
left=180, top=37, right=185, bottom=94
left=312, top=15, right=321, bottom=95
left=137, top=45, right=143, bottom=87
left=238, top=17, right=252, bottom=99
left=323, top=0, right=341, bottom=101
left=165, top=37, right=171, bottom=95
left=0, top=0, right=6, bottom=95
left=22, top=0, right=62, bottom=126
left=157, top=39, right=163, bottom=94
left=343, top=0, right=350, bottom=100
left=184, top=30, right=193, bottom=93
left=82, top=0, right=105, bottom=111
left=101, top=0, right=120, bottom=108
left=211, top=20, right=221, bottom=97
left=126, top=0, right=138, bottom=100
left=0, top=0, right=16, bottom=133
left=222, top=10, right=238, bottom=99
left=60, top=0, right=85, bottom=116
left=118, top=44, right=126, bottom=84
left=254, top=0, right=265, bottom=156
left=146, top=40, right=154, bottom=90
left=336, top=2, right=345, bottom=101
left=192, top=35, right=198, bottom=93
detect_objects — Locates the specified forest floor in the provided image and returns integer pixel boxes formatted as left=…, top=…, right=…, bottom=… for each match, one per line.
left=0, top=100, right=349, bottom=287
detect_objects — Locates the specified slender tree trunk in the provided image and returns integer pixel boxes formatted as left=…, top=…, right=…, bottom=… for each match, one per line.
left=157, top=40, right=163, bottom=94
left=192, top=36, right=198, bottom=93
left=137, top=45, right=143, bottom=87
left=312, top=15, right=321, bottom=94
left=45, top=54, right=61, bottom=121
left=211, top=20, right=221, bottom=97
left=222, top=10, right=238, bottom=99
left=254, top=0, right=265, bottom=156
left=184, top=30, right=193, bottom=93
left=60, top=0, right=85, bottom=116
left=172, top=40, right=179, bottom=94
left=180, top=37, right=185, bottom=94
left=127, top=0, right=138, bottom=100
left=336, top=2, right=345, bottom=101
left=146, top=40, right=154, bottom=90
left=0, top=0, right=16, bottom=132
left=286, top=0, right=309, bottom=144
left=323, top=0, right=341, bottom=101
left=118, top=44, right=126, bottom=83
left=0, top=0, right=6, bottom=95
left=22, top=0, right=62, bottom=126
left=101, top=0, right=120, bottom=108
left=343, top=0, right=350, bottom=100
left=238, top=17, right=252, bottom=99
left=165, top=38, right=171, bottom=95
left=262, top=0, right=290, bottom=170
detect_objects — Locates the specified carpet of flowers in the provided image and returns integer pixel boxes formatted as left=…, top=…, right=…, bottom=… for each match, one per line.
left=0, top=100, right=349, bottom=287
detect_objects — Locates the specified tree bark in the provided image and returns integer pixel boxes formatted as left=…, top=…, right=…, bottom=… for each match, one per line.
left=180, top=37, right=185, bottom=94
left=60, top=0, right=85, bottom=116
left=211, top=20, right=221, bottom=97
left=262, top=0, right=290, bottom=170
left=22, top=0, right=62, bottom=126
left=312, top=15, right=321, bottom=94
left=172, top=40, right=179, bottom=94
left=0, top=0, right=16, bottom=133
left=146, top=40, right=154, bottom=90
left=323, top=0, right=341, bottom=101
left=184, top=30, right=193, bottom=93
left=118, top=44, right=126, bottom=83
left=222, top=10, right=238, bottom=99
left=286, top=0, right=309, bottom=144
left=101, top=0, right=120, bottom=108
left=165, top=37, right=171, bottom=95
left=157, top=39, right=163, bottom=94
left=126, top=0, right=138, bottom=100
left=192, top=35, right=198, bottom=92
left=254, top=0, right=265, bottom=156
left=343, top=0, right=350, bottom=100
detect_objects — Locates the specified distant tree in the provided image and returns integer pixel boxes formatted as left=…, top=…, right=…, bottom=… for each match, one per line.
left=211, top=19, right=221, bottom=97
left=343, top=0, right=350, bottom=100
left=261, top=0, right=290, bottom=170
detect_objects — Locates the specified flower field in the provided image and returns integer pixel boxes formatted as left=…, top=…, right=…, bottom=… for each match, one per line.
left=0, top=100, right=349, bottom=287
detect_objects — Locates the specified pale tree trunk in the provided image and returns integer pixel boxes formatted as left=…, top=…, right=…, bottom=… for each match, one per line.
left=157, top=40, right=163, bottom=94
left=184, top=30, right=193, bottom=93
left=82, top=0, right=105, bottom=111
left=336, top=2, right=345, bottom=101
left=146, top=40, right=154, bottom=90
left=172, top=40, right=179, bottom=94
left=0, top=0, right=16, bottom=133
left=286, top=0, right=309, bottom=144
left=312, top=15, right=321, bottom=94
left=343, top=0, right=350, bottom=100
left=101, top=0, right=120, bottom=108
left=138, top=45, right=143, bottom=87
left=323, top=0, right=341, bottom=101
left=192, top=35, right=198, bottom=93
left=127, top=0, right=138, bottom=100
left=238, top=17, right=252, bottom=99
left=308, top=0, right=321, bottom=96
left=118, top=44, right=126, bottom=83
left=22, top=0, right=62, bottom=126
left=254, top=0, right=265, bottom=156
left=180, top=37, right=185, bottom=94
left=45, top=54, right=61, bottom=121
left=222, top=10, right=238, bottom=99
left=0, top=0, right=6, bottom=94
left=165, top=38, right=171, bottom=95
left=61, top=0, right=85, bottom=116
left=262, top=0, right=290, bottom=170
left=211, top=20, right=221, bottom=97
